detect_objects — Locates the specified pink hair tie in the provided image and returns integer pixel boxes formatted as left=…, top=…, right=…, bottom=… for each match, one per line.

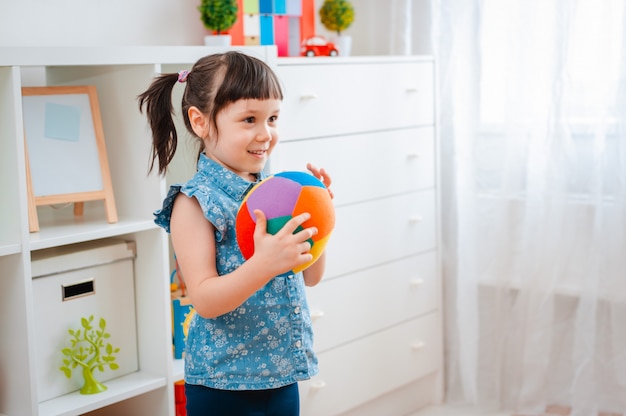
left=178, top=70, right=189, bottom=83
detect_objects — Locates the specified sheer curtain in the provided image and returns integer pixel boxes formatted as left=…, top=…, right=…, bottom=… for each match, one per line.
left=431, top=1, right=626, bottom=415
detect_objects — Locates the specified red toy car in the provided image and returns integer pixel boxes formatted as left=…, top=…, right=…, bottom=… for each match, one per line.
left=301, top=36, right=339, bottom=57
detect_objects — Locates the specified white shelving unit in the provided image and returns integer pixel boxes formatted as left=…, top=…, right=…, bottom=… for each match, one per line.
left=0, top=46, right=276, bottom=416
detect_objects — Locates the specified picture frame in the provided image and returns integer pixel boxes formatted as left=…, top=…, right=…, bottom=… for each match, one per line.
left=21, top=85, right=117, bottom=232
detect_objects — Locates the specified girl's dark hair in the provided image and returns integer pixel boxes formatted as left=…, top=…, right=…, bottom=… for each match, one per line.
left=138, top=51, right=284, bottom=175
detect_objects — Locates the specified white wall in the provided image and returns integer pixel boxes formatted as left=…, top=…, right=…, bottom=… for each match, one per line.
left=0, top=0, right=432, bottom=55
left=318, top=0, right=433, bottom=56
left=0, top=0, right=208, bottom=47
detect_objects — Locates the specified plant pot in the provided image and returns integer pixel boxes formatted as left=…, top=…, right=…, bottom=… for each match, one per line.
left=204, top=34, right=232, bottom=46
left=334, top=35, right=352, bottom=56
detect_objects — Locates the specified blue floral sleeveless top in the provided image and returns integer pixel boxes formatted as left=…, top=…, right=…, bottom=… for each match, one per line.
left=154, top=154, right=318, bottom=390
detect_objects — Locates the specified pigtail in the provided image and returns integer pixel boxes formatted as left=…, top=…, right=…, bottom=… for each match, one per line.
left=138, top=73, right=180, bottom=176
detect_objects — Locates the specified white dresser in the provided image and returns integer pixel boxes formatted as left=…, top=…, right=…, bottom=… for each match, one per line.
left=272, top=56, right=443, bottom=416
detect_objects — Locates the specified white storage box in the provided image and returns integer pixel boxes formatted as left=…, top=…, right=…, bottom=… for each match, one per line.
left=31, top=239, right=138, bottom=402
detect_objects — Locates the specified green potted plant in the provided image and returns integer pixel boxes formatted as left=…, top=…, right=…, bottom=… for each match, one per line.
left=319, top=0, right=355, bottom=55
left=59, top=315, right=120, bottom=395
left=198, top=0, right=239, bottom=46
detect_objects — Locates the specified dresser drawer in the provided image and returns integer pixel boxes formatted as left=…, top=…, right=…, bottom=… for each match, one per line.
left=277, top=60, right=434, bottom=140
left=325, top=190, right=436, bottom=278
left=307, top=252, right=439, bottom=353
left=299, top=313, right=443, bottom=416
left=270, top=127, right=435, bottom=206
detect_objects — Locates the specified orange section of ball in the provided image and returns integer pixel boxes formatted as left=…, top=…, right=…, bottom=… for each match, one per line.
left=292, top=185, right=335, bottom=241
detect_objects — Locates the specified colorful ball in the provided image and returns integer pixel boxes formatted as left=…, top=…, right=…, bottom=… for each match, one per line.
left=236, top=171, right=335, bottom=276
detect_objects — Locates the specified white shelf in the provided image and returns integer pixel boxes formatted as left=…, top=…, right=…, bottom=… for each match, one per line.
left=28, top=217, right=158, bottom=251
left=0, top=46, right=278, bottom=67
left=0, top=46, right=279, bottom=81
left=38, top=372, right=167, bottom=416
left=0, top=241, right=21, bottom=257
left=277, top=54, right=434, bottom=66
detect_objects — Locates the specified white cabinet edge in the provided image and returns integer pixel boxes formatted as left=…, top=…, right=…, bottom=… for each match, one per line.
left=277, top=55, right=435, bottom=66
left=0, top=46, right=277, bottom=67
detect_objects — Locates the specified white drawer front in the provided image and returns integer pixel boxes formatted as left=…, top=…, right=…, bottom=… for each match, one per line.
left=277, top=61, right=434, bottom=140
left=307, top=252, right=439, bottom=353
left=270, top=127, right=435, bottom=206
left=325, top=190, right=436, bottom=278
left=299, top=313, right=442, bottom=416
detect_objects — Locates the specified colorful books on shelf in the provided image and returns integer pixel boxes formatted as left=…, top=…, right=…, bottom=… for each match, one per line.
left=231, top=0, right=315, bottom=56
left=171, top=265, right=195, bottom=360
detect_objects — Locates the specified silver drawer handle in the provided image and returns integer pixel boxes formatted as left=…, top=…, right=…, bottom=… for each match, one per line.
left=410, top=278, right=424, bottom=287
left=408, top=215, right=424, bottom=223
left=310, top=310, right=325, bottom=321
left=311, top=380, right=327, bottom=390
left=406, top=87, right=418, bottom=93
left=300, top=93, right=318, bottom=100
left=407, top=153, right=421, bottom=159
left=411, top=341, right=426, bottom=350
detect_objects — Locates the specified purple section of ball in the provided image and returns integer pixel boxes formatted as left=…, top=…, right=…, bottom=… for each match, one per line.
left=246, top=177, right=301, bottom=219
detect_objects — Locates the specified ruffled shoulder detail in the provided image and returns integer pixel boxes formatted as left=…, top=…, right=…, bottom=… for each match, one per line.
left=154, top=185, right=181, bottom=234
left=154, top=182, right=228, bottom=242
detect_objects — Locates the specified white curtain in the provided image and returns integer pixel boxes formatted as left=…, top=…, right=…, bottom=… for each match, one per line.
left=430, top=1, right=626, bottom=415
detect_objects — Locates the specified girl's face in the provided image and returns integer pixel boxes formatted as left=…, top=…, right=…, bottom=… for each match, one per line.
left=205, top=98, right=281, bottom=181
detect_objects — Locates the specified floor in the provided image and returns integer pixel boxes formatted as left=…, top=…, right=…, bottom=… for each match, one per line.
left=409, top=405, right=508, bottom=416
left=409, top=404, right=623, bottom=416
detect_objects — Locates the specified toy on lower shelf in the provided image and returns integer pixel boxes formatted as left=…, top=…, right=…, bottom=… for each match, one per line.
left=59, top=315, right=120, bottom=395
left=171, top=261, right=196, bottom=360
left=174, top=380, right=186, bottom=416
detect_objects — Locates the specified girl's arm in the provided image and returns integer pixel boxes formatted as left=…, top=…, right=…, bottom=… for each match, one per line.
left=170, top=193, right=316, bottom=319
left=302, top=252, right=326, bottom=287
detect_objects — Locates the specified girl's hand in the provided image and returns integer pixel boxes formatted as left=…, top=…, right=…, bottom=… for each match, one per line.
left=251, top=209, right=317, bottom=277
left=306, top=162, right=334, bottom=200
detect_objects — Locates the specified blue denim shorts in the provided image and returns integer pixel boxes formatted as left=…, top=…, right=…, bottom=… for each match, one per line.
left=185, top=382, right=300, bottom=416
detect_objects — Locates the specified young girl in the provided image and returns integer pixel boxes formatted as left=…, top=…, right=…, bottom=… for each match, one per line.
left=138, top=51, right=332, bottom=415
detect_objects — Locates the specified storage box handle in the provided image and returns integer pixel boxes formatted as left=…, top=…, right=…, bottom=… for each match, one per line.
left=62, top=278, right=95, bottom=301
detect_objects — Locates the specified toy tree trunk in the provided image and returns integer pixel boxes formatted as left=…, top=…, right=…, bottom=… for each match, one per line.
left=80, top=367, right=108, bottom=395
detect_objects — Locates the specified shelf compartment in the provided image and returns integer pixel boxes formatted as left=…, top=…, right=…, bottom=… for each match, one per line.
left=31, top=239, right=139, bottom=403
left=38, top=371, right=167, bottom=416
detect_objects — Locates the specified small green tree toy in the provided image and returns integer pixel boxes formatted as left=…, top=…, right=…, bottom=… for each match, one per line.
left=319, top=0, right=355, bottom=36
left=60, top=315, right=120, bottom=395
left=198, top=0, right=239, bottom=35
